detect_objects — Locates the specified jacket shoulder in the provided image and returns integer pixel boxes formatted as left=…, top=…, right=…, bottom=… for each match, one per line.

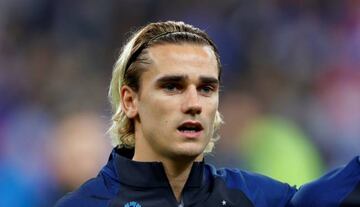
left=206, top=164, right=296, bottom=206
left=291, top=156, right=360, bottom=206
left=55, top=172, right=119, bottom=207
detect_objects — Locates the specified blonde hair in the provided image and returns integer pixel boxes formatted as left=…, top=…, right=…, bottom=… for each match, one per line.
left=108, top=21, right=223, bottom=153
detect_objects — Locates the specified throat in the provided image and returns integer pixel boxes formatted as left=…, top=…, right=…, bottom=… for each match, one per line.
left=163, top=160, right=194, bottom=202
left=169, top=176, right=187, bottom=202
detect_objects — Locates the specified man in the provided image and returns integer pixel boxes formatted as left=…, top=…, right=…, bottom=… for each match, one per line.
left=291, top=157, right=360, bottom=207
left=55, top=21, right=296, bottom=207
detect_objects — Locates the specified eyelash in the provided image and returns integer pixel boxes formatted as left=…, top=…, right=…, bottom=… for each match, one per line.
left=163, top=83, right=183, bottom=93
left=161, top=83, right=216, bottom=95
left=198, top=85, right=215, bottom=95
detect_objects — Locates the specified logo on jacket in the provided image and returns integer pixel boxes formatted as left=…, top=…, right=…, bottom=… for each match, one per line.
left=124, top=201, right=142, bottom=207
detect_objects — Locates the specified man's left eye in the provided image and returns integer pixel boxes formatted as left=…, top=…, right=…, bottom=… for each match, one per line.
left=198, top=86, right=214, bottom=94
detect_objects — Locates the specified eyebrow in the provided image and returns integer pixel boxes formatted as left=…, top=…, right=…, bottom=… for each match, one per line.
left=199, top=76, right=219, bottom=85
left=155, top=75, right=219, bottom=85
left=156, top=75, right=187, bottom=84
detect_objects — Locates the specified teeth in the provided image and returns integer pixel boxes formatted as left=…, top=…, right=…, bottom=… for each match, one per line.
left=178, top=123, right=202, bottom=132
left=182, top=130, right=196, bottom=133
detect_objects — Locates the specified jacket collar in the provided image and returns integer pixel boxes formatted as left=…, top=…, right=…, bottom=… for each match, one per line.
left=106, top=147, right=205, bottom=188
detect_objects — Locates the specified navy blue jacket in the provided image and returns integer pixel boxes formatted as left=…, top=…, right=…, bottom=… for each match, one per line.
left=55, top=148, right=296, bottom=207
left=291, top=156, right=360, bottom=207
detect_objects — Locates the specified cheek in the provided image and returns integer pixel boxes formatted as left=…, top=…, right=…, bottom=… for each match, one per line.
left=203, top=96, right=218, bottom=114
left=202, top=97, right=219, bottom=129
left=138, top=93, right=177, bottom=124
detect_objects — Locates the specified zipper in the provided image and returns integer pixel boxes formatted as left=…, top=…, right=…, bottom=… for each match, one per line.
left=178, top=198, right=184, bottom=207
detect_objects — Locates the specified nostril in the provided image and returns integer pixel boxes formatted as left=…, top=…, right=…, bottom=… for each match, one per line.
left=185, top=105, right=202, bottom=115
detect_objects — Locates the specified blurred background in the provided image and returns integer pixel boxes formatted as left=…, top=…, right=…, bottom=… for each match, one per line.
left=1, top=0, right=360, bottom=206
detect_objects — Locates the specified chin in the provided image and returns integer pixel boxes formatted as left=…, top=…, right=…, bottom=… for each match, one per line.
left=171, top=144, right=206, bottom=160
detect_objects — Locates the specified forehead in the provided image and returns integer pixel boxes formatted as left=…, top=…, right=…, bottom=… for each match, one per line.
left=144, top=43, right=219, bottom=79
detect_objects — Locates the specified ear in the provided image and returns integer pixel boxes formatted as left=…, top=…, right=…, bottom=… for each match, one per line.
left=120, top=85, right=139, bottom=118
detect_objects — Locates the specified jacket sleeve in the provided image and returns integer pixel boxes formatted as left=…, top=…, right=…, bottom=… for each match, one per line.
left=290, top=156, right=360, bottom=207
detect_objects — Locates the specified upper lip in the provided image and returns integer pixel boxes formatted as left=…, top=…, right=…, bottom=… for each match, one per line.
left=177, top=120, right=204, bottom=131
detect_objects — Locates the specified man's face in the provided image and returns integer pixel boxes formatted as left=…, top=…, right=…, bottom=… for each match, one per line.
left=131, top=43, right=219, bottom=161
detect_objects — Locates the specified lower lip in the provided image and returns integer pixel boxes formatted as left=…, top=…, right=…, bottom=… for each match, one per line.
left=177, top=130, right=203, bottom=139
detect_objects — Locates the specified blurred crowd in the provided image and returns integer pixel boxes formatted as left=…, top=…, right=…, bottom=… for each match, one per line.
left=0, top=0, right=359, bottom=206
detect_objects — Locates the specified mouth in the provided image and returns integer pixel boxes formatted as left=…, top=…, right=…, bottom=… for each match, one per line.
left=177, top=121, right=204, bottom=138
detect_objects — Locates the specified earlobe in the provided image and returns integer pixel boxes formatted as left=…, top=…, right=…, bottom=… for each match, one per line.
left=120, top=85, right=138, bottom=118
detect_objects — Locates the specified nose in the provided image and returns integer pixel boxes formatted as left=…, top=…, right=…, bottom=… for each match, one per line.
left=181, top=86, right=202, bottom=115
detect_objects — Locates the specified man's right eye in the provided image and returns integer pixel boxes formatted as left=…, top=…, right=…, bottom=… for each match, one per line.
left=163, top=83, right=182, bottom=93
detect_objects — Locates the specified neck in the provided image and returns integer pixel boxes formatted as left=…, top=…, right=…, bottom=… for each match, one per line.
left=161, top=158, right=195, bottom=202
left=132, top=129, right=204, bottom=202
left=133, top=150, right=203, bottom=202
